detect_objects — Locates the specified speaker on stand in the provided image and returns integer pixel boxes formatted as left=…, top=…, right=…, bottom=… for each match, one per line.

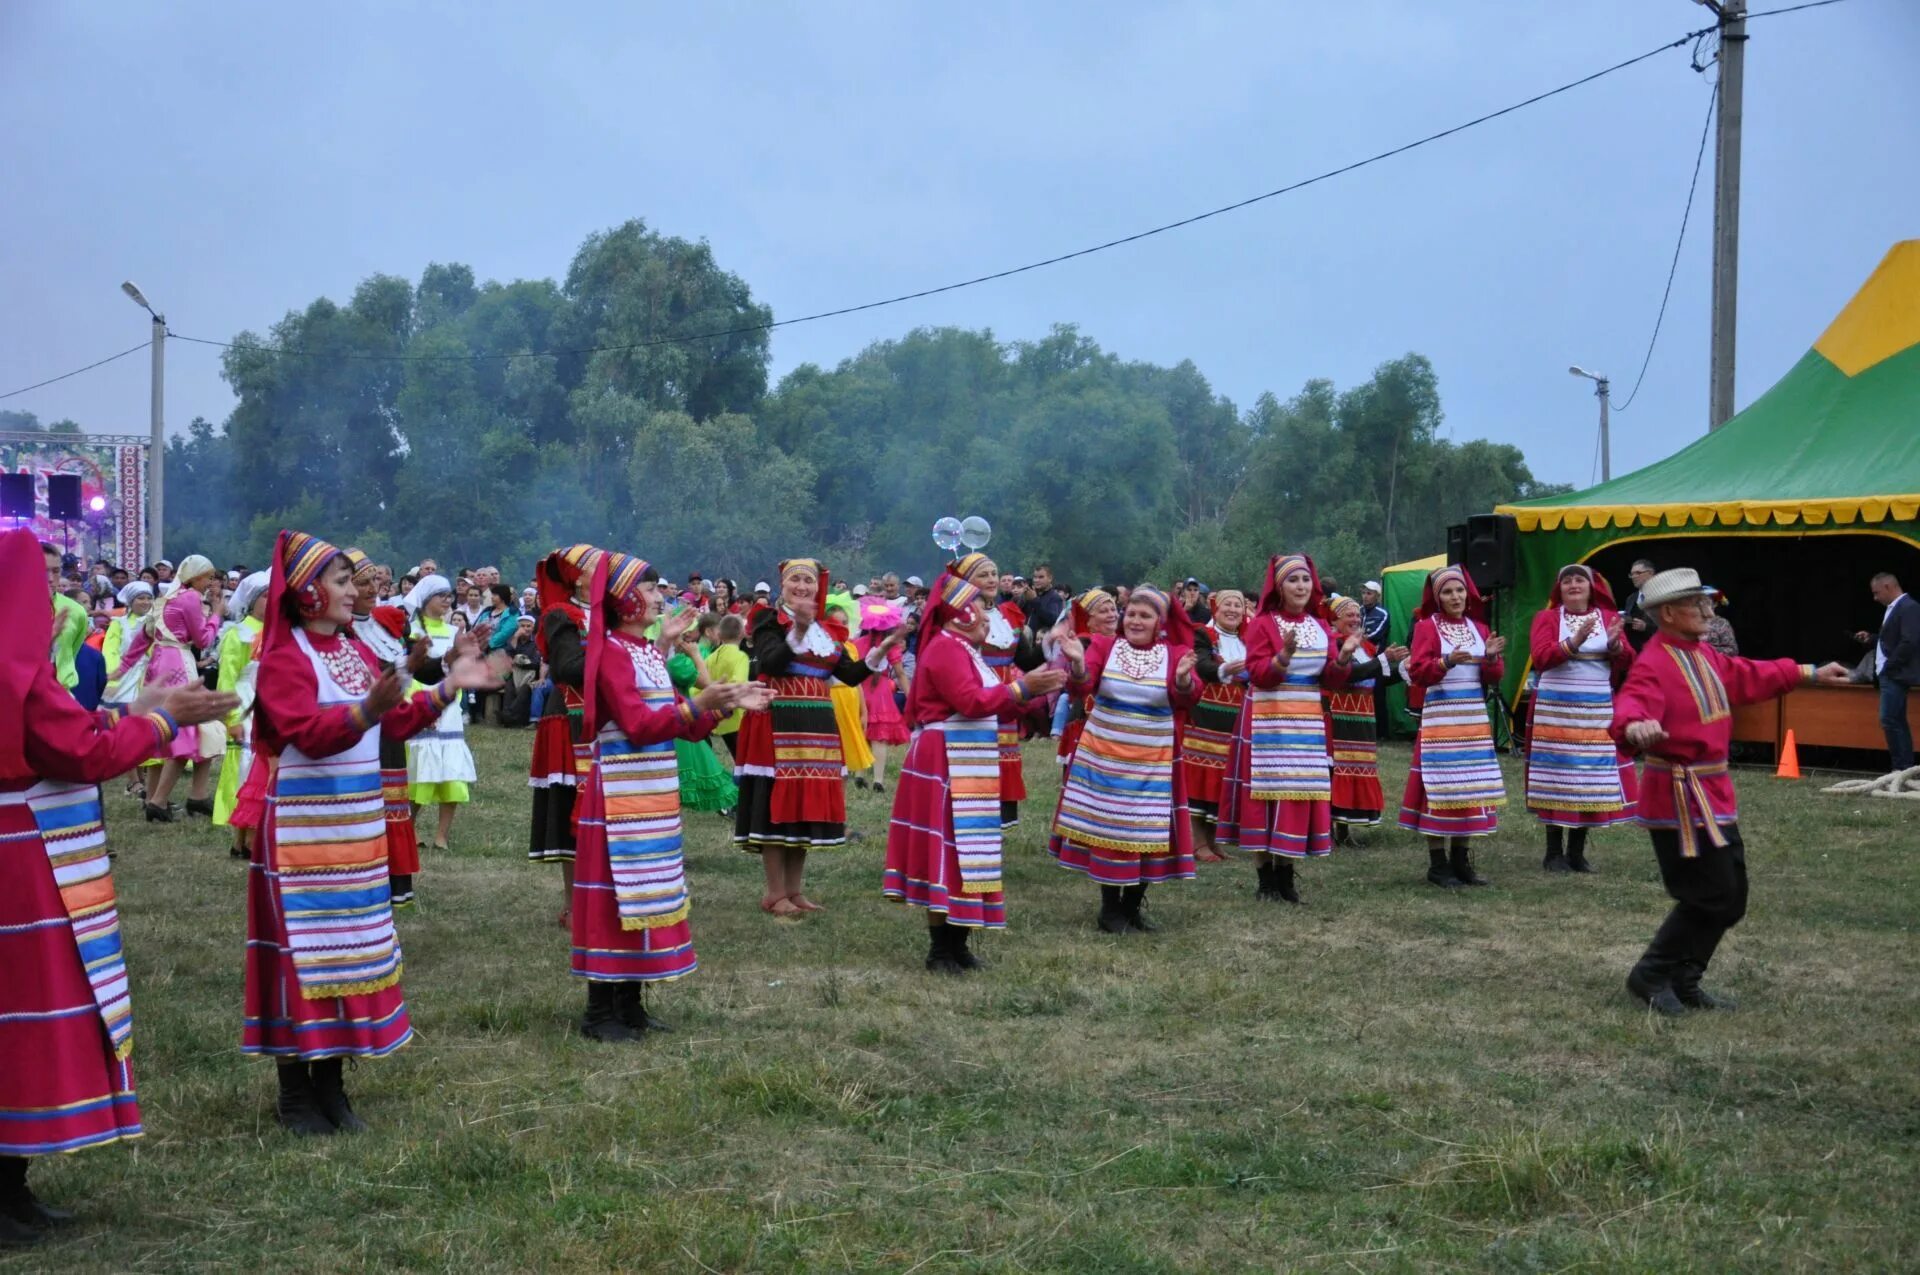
left=0, top=473, right=33, bottom=522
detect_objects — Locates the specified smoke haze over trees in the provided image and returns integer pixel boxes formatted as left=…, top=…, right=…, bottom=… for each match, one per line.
left=158, top=219, right=1568, bottom=590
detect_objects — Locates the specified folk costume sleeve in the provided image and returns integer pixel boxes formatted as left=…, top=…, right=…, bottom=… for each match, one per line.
left=22, top=663, right=174, bottom=781
left=596, top=644, right=719, bottom=745
left=544, top=611, right=587, bottom=690
left=1530, top=608, right=1572, bottom=672
left=1169, top=644, right=1203, bottom=709
left=917, top=632, right=1029, bottom=721
left=1715, top=650, right=1813, bottom=706
left=1193, top=627, right=1224, bottom=683
left=1404, top=619, right=1448, bottom=689
left=1071, top=634, right=1118, bottom=696
left=751, top=610, right=795, bottom=679
left=1319, top=620, right=1356, bottom=692
left=1244, top=617, right=1290, bottom=690
left=1477, top=622, right=1506, bottom=685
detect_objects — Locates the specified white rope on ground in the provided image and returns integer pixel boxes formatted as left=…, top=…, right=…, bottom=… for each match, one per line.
left=1819, top=766, right=1920, bottom=799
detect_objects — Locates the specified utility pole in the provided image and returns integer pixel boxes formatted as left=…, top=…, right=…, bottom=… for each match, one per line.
left=1708, top=0, right=1746, bottom=430
left=122, top=282, right=166, bottom=562
left=1569, top=366, right=1611, bottom=482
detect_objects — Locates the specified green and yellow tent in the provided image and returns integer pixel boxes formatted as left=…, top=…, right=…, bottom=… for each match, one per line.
left=1491, top=240, right=1920, bottom=701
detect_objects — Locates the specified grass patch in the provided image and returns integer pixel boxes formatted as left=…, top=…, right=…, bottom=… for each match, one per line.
left=11, top=730, right=1917, bottom=1271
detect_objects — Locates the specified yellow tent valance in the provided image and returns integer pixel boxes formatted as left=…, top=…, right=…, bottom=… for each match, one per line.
left=1496, top=495, right=1920, bottom=533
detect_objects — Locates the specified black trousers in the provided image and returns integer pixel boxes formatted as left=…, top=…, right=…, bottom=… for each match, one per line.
left=1634, top=824, right=1748, bottom=987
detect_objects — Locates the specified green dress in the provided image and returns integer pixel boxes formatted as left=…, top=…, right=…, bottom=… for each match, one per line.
left=667, top=652, right=738, bottom=813
left=212, top=615, right=263, bottom=826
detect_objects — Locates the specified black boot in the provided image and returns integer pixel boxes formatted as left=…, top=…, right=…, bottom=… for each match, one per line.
left=184, top=796, right=216, bottom=818
left=1333, top=821, right=1352, bottom=847
left=1254, top=859, right=1275, bottom=900
left=1273, top=860, right=1304, bottom=905
left=0, top=1155, right=69, bottom=1238
left=389, top=874, right=415, bottom=908
left=1097, top=885, right=1130, bottom=934
left=1625, top=964, right=1688, bottom=1016
left=951, top=925, right=988, bottom=970
left=1120, top=883, right=1158, bottom=932
left=1427, top=841, right=1463, bottom=888
left=275, top=1061, right=337, bottom=1136
left=1450, top=839, right=1490, bottom=887
left=616, top=982, right=674, bottom=1032
left=1671, top=961, right=1736, bottom=1011
left=1566, top=828, right=1595, bottom=874
left=310, top=1058, right=370, bottom=1133
left=143, top=802, right=174, bottom=823
left=925, top=920, right=965, bottom=974
left=579, top=982, right=639, bottom=1042
left=1542, top=826, right=1570, bottom=873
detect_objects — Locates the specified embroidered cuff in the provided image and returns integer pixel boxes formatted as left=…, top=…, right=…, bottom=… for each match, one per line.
left=1798, top=663, right=1818, bottom=685
left=348, top=700, right=376, bottom=734
left=145, top=709, right=179, bottom=748
left=427, top=682, right=460, bottom=714
left=1008, top=679, right=1031, bottom=706
left=677, top=700, right=697, bottom=726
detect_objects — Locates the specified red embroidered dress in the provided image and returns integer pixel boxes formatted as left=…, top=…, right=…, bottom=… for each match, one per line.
left=1525, top=600, right=1637, bottom=828
left=1184, top=622, right=1248, bottom=824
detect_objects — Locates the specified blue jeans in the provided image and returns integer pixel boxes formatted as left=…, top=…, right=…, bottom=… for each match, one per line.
left=530, top=679, right=551, bottom=721
left=1880, top=678, right=1914, bottom=772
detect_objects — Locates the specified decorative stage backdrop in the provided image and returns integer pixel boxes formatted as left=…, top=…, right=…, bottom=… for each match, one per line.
left=0, top=432, right=149, bottom=568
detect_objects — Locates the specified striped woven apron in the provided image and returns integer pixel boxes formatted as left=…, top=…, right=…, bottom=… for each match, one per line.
left=596, top=639, right=691, bottom=929
left=935, top=643, right=1004, bottom=893
left=271, top=630, right=400, bottom=999
left=1182, top=629, right=1246, bottom=778
left=1525, top=610, right=1625, bottom=813
left=1248, top=616, right=1333, bottom=801
left=1053, top=643, right=1177, bottom=854
left=22, top=782, right=133, bottom=1058
left=1417, top=621, right=1506, bottom=809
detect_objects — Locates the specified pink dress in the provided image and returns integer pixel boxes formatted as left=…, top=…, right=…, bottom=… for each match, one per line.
left=856, top=635, right=910, bottom=745
left=118, top=589, right=216, bottom=759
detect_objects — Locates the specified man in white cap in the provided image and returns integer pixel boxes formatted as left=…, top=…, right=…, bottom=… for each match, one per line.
left=1361, top=581, right=1392, bottom=734
left=753, top=581, right=771, bottom=604
left=1610, top=567, right=1849, bottom=1015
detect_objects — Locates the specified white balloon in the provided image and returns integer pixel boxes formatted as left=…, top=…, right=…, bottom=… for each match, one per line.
left=958, top=515, right=992, bottom=550
left=931, top=516, right=962, bottom=552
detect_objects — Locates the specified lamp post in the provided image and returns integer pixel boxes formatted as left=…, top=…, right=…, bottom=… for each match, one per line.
left=121, top=281, right=165, bottom=563
left=1568, top=366, right=1611, bottom=483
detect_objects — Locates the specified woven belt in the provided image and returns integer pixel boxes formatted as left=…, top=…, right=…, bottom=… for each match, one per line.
left=1643, top=757, right=1730, bottom=858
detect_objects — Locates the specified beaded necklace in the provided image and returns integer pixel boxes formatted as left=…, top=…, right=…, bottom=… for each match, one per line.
left=1436, top=614, right=1477, bottom=652
left=1274, top=612, right=1321, bottom=648
left=314, top=632, right=375, bottom=694
left=1114, top=639, right=1164, bottom=681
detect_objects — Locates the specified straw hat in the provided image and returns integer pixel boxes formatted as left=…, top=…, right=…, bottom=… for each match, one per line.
left=1638, top=567, right=1717, bottom=609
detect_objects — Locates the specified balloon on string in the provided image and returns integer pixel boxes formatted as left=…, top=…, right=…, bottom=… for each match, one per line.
left=959, top=516, right=992, bottom=550
left=931, top=517, right=962, bottom=553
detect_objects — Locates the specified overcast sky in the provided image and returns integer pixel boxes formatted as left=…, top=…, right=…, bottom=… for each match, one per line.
left=4, top=1, right=1913, bottom=489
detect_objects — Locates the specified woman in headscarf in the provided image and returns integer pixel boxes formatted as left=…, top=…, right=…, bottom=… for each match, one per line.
left=243, top=530, right=495, bottom=1133
left=1399, top=565, right=1508, bottom=888
left=884, top=574, right=1067, bottom=973
left=1048, top=584, right=1201, bottom=934
left=1051, top=588, right=1118, bottom=770
left=571, top=551, right=768, bottom=1040
left=100, top=581, right=154, bottom=713
left=855, top=598, right=912, bottom=794
left=212, top=570, right=272, bottom=859
left=118, top=552, right=220, bottom=821
left=1185, top=586, right=1251, bottom=863
left=1324, top=595, right=1408, bottom=843
left=950, top=553, right=1043, bottom=828
left=343, top=549, right=435, bottom=909
left=1216, top=556, right=1362, bottom=905
left=665, top=617, right=741, bottom=816
left=0, top=530, right=235, bottom=1243
left=733, top=558, right=897, bottom=917
left=526, top=545, right=604, bottom=927
left=402, top=573, right=477, bottom=851
left=1525, top=563, right=1636, bottom=873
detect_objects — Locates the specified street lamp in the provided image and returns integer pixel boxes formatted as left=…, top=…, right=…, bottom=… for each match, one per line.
left=122, top=281, right=166, bottom=563
left=1568, top=365, right=1611, bottom=484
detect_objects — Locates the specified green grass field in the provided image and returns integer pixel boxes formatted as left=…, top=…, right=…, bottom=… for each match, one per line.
left=12, top=728, right=1917, bottom=1272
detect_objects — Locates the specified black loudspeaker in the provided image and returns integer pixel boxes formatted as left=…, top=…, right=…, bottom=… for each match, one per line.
left=0, top=473, right=32, bottom=518
left=1464, top=513, right=1517, bottom=592
left=46, top=474, right=83, bottom=521
left=1445, top=523, right=1469, bottom=568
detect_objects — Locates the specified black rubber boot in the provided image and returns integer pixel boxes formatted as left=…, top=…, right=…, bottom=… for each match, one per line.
left=616, top=982, right=674, bottom=1032
left=1626, top=964, right=1688, bottom=1016
left=1427, top=841, right=1464, bottom=888
left=925, top=920, right=965, bottom=975
left=1120, top=883, right=1158, bottom=932
left=1450, top=839, right=1490, bottom=887
left=1255, top=858, right=1280, bottom=901
left=1333, top=821, right=1352, bottom=846
left=1542, top=826, right=1570, bottom=873
left=580, top=982, right=639, bottom=1042
left=1272, top=860, right=1303, bottom=905
left=185, top=796, right=216, bottom=818
left=0, top=1155, right=70, bottom=1239
left=1097, top=885, right=1130, bottom=934
left=389, top=874, right=415, bottom=908
left=1566, top=828, right=1595, bottom=874
left=275, top=1061, right=338, bottom=1136
left=951, top=925, right=988, bottom=970
left=310, top=1058, right=370, bottom=1133
left=1672, top=962, right=1736, bottom=1011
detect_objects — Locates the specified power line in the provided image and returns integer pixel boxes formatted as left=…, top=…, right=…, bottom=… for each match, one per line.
left=1613, top=78, right=1719, bottom=412
left=171, top=22, right=1729, bottom=367
left=0, top=339, right=151, bottom=402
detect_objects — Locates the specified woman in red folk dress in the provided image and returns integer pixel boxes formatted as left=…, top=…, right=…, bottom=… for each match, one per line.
left=1524, top=564, right=1637, bottom=874
left=572, top=552, right=767, bottom=1041
left=1323, top=596, right=1408, bottom=844
left=244, top=530, right=495, bottom=1136
left=883, top=574, right=1066, bottom=974
left=951, top=552, right=1043, bottom=827
left=1216, top=556, right=1362, bottom=905
left=0, top=530, right=235, bottom=1245
left=528, top=545, right=604, bottom=927
left=1052, top=588, right=1118, bottom=771
left=1048, top=585, right=1202, bottom=935
left=1185, top=586, right=1251, bottom=862
left=1398, top=565, right=1508, bottom=889
left=732, top=559, right=895, bottom=917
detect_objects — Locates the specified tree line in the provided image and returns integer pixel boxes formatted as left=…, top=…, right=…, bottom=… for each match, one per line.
left=148, top=218, right=1567, bottom=591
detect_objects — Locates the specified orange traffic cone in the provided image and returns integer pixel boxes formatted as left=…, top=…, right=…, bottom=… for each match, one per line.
left=1776, top=729, right=1802, bottom=780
